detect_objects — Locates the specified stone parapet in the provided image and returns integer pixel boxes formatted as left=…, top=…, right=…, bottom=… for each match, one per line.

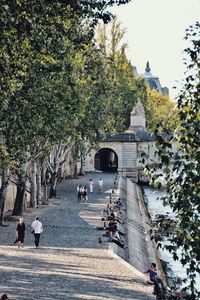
left=117, top=176, right=160, bottom=275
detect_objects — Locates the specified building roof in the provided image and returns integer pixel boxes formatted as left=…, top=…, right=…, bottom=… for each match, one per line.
left=103, top=131, right=156, bottom=142
left=143, top=61, right=169, bottom=95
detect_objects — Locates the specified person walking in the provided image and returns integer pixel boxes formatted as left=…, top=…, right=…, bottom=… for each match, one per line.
left=14, top=218, right=26, bottom=248
left=82, top=186, right=88, bottom=203
left=89, top=179, right=94, bottom=193
left=77, top=184, right=82, bottom=202
left=98, top=178, right=103, bottom=193
left=31, top=217, right=43, bottom=248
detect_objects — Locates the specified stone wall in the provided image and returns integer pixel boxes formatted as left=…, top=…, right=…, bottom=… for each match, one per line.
left=117, top=176, right=159, bottom=273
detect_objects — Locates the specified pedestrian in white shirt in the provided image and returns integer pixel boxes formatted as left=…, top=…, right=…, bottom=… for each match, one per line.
left=31, top=217, right=43, bottom=248
left=98, top=178, right=103, bottom=193
left=89, top=179, right=94, bottom=193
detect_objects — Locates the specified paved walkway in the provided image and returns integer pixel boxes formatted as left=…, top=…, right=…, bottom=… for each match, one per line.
left=0, top=173, right=155, bottom=300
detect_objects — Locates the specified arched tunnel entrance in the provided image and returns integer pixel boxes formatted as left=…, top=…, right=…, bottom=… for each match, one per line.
left=94, top=148, right=118, bottom=172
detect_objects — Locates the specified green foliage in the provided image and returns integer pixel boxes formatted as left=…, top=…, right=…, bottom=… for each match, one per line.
left=0, top=1, right=134, bottom=216
left=145, top=88, right=179, bottom=132
left=0, top=1, right=133, bottom=167
left=0, top=1, right=95, bottom=164
left=94, top=20, right=148, bottom=135
left=147, top=22, right=200, bottom=299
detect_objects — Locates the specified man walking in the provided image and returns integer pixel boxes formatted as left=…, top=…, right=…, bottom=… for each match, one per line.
left=98, top=178, right=103, bottom=193
left=31, top=217, right=43, bottom=248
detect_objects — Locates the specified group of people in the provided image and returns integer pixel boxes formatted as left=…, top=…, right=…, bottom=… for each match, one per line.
left=144, top=262, right=183, bottom=299
left=77, top=185, right=88, bottom=203
left=76, top=178, right=104, bottom=202
left=13, top=216, right=43, bottom=249
left=99, top=188, right=127, bottom=249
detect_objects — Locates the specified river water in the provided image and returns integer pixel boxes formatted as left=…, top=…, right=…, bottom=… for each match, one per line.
left=143, top=187, right=200, bottom=291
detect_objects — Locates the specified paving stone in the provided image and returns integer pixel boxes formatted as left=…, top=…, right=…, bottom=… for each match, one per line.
left=0, top=173, right=155, bottom=299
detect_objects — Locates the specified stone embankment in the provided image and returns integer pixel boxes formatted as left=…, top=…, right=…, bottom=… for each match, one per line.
left=112, top=176, right=162, bottom=275
left=0, top=173, right=155, bottom=300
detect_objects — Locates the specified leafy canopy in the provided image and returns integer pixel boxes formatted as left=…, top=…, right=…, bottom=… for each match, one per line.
left=147, top=22, right=200, bottom=299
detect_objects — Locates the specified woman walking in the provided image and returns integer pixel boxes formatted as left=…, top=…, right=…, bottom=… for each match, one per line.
left=14, top=218, right=26, bottom=248
left=82, top=186, right=88, bottom=203
left=77, top=184, right=82, bottom=202
left=89, top=179, right=94, bottom=193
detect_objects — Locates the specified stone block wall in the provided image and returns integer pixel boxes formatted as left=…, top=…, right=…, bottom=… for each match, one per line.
left=118, top=176, right=158, bottom=273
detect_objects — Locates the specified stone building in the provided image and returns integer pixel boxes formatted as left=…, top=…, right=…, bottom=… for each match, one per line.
left=84, top=99, right=176, bottom=182
left=143, top=61, right=169, bottom=95
left=133, top=62, right=169, bottom=96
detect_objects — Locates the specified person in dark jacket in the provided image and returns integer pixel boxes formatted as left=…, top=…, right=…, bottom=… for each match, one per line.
left=14, top=218, right=26, bottom=248
left=82, top=186, right=88, bottom=203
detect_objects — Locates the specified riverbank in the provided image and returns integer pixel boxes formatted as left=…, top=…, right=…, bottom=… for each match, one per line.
left=113, top=176, right=165, bottom=283
left=143, top=186, right=200, bottom=292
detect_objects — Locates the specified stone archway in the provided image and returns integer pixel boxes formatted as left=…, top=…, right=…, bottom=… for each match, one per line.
left=94, top=148, right=118, bottom=172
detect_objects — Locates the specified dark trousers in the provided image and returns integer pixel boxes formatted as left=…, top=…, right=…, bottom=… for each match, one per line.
left=34, top=233, right=41, bottom=247
left=112, top=239, right=125, bottom=249
left=77, top=193, right=81, bottom=202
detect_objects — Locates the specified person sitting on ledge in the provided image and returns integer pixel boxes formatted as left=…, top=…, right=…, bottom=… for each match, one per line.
left=109, top=211, right=125, bottom=224
left=107, top=212, right=115, bottom=221
left=110, top=229, right=126, bottom=249
left=144, top=262, right=157, bottom=285
left=110, top=224, right=126, bottom=236
left=170, top=277, right=182, bottom=298
left=113, top=198, right=127, bottom=212
left=101, top=205, right=111, bottom=219
left=110, top=190, right=116, bottom=202
left=109, top=220, right=117, bottom=231
left=115, top=197, right=123, bottom=205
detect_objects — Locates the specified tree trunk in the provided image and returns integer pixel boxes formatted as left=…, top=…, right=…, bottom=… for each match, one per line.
left=36, top=163, right=42, bottom=205
left=40, top=167, right=48, bottom=205
left=49, top=154, right=60, bottom=198
left=30, top=159, right=37, bottom=207
left=74, top=161, right=78, bottom=179
left=42, top=182, right=48, bottom=205
left=12, top=175, right=25, bottom=216
left=49, top=172, right=57, bottom=198
left=0, top=168, right=9, bottom=226
left=79, top=154, right=85, bottom=176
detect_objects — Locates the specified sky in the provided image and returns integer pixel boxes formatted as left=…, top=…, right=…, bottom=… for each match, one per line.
left=110, top=0, right=200, bottom=99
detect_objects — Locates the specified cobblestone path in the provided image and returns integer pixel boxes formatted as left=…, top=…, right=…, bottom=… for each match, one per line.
left=0, top=173, right=155, bottom=300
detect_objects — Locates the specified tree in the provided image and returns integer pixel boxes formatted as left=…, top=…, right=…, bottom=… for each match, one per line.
left=70, top=19, right=146, bottom=174
left=47, top=141, right=74, bottom=198
left=0, top=145, right=15, bottom=225
left=95, top=20, right=148, bottom=134
left=0, top=1, right=132, bottom=221
left=146, top=22, right=200, bottom=299
left=145, top=88, right=179, bottom=132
